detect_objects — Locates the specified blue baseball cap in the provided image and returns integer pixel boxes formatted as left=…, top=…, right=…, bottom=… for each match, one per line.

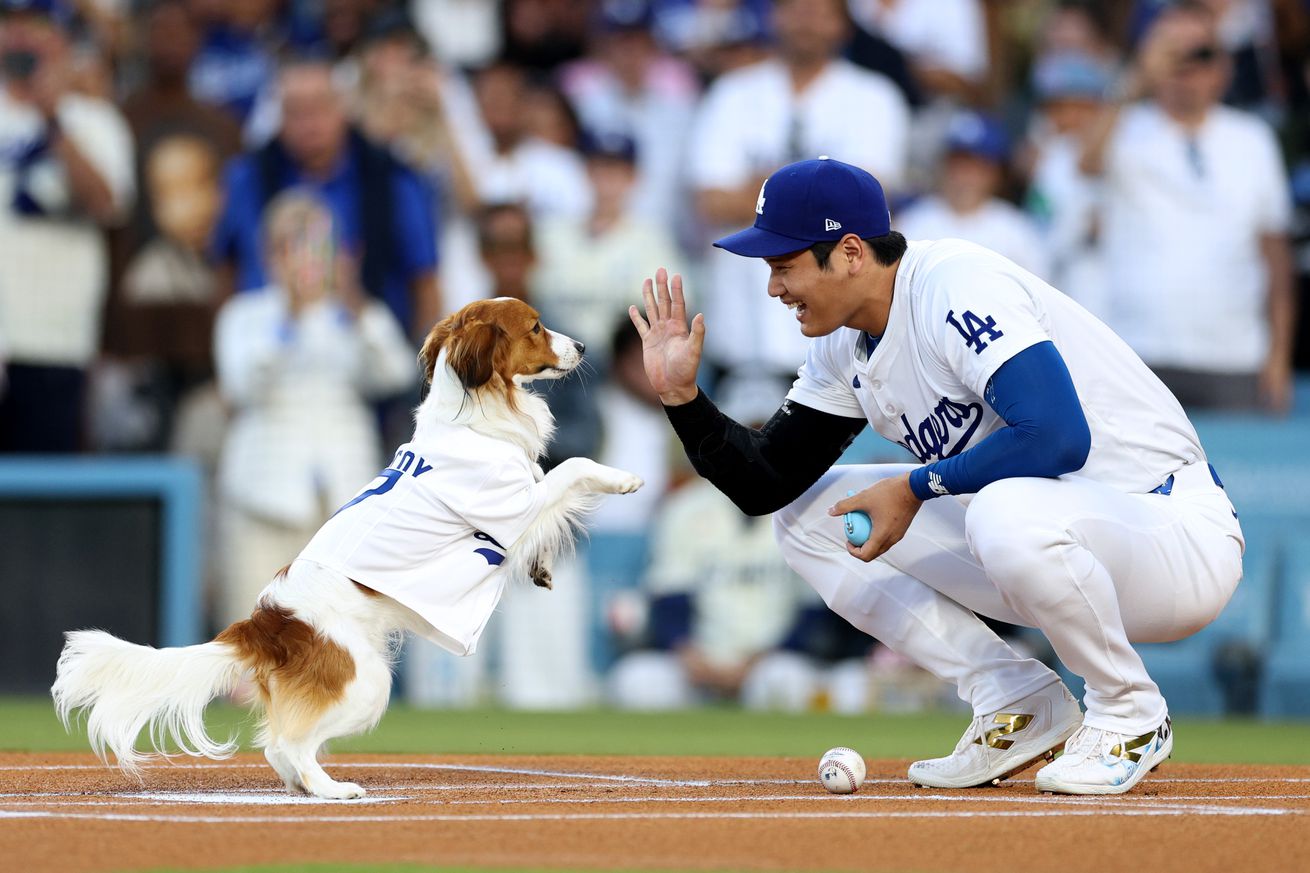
left=713, top=157, right=891, bottom=258
left=944, top=111, right=1009, bottom=163
left=0, top=0, right=72, bottom=24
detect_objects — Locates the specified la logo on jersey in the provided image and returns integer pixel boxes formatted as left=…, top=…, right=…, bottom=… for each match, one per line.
left=755, top=180, right=767, bottom=215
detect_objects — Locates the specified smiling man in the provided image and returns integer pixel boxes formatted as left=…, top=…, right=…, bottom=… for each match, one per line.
left=629, top=157, right=1244, bottom=796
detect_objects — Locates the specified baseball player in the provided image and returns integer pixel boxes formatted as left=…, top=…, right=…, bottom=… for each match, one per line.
left=629, top=157, right=1243, bottom=795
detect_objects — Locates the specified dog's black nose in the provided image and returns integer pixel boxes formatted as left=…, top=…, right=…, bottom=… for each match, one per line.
left=573, top=340, right=585, bottom=355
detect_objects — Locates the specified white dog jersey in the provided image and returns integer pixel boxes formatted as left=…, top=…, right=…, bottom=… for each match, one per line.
left=297, top=420, right=547, bottom=655
left=787, top=239, right=1204, bottom=493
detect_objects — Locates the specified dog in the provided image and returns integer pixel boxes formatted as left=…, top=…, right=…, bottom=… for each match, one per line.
left=52, top=297, right=643, bottom=799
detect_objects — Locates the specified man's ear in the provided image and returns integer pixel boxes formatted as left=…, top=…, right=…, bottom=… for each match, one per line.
left=445, top=320, right=504, bottom=390
left=842, top=233, right=865, bottom=272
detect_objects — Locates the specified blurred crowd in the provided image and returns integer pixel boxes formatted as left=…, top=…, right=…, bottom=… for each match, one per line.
left=2, top=0, right=1308, bottom=710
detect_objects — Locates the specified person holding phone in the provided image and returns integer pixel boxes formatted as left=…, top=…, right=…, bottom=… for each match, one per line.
left=0, top=0, right=134, bottom=452
left=212, top=191, right=415, bottom=629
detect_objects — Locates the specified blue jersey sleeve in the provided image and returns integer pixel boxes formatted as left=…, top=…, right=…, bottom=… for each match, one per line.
left=907, top=341, right=1091, bottom=500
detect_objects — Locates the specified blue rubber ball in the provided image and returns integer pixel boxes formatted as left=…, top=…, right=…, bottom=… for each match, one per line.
left=843, top=489, right=871, bottom=547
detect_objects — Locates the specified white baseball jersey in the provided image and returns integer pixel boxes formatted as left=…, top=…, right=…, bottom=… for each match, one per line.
left=297, top=421, right=548, bottom=656
left=786, top=239, right=1204, bottom=494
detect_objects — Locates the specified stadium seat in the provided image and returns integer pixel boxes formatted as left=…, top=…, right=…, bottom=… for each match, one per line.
left=1259, top=539, right=1310, bottom=718
left=582, top=531, right=651, bottom=671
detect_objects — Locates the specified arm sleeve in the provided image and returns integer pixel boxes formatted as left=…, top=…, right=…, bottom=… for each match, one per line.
left=664, top=391, right=867, bottom=517
left=908, top=341, right=1091, bottom=499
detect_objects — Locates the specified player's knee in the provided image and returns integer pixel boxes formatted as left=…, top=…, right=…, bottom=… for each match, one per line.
left=965, top=482, right=1066, bottom=587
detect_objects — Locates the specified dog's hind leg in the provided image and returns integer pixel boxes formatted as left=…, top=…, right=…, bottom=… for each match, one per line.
left=274, top=642, right=392, bottom=800
left=264, top=743, right=307, bottom=794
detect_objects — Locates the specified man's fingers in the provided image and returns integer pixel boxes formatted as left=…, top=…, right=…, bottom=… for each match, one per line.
left=641, top=277, right=659, bottom=324
left=689, top=312, right=706, bottom=354
left=628, top=305, right=650, bottom=338
left=655, top=266, right=672, bottom=320
left=670, top=273, right=687, bottom=322
left=828, top=496, right=859, bottom=516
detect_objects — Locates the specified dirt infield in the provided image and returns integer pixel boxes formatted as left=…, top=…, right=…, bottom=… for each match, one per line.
left=1, top=752, right=1308, bottom=873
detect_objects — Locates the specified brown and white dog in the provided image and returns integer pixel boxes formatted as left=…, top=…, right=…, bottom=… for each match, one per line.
left=52, top=298, right=642, bottom=799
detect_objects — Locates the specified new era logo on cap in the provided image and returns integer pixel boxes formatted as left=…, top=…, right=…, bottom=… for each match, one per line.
left=714, top=157, right=891, bottom=258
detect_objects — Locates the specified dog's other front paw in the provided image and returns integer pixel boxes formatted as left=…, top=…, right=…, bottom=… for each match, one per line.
left=599, top=468, right=644, bottom=495
left=530, top=561, right=553, bottom=589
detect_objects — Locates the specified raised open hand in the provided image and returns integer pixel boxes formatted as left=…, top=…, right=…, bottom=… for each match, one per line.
left=628, top=268, right=705, bottom=406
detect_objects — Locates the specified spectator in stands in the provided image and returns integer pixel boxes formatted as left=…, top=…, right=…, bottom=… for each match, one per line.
left=186, top=0, right=279, bottom=125
left=500, top=0, right=592, bottom=72
left=532, top=131, right=681, bottom=356
left=212, top=57, right=441, bottom=340
left=896, top=111, right=1052, bottom=281
left=1082, top=1, right=1295, bottom=411
left=472, top=200, right=603, bottom=467
left=651, top=0, right=771, bottom=81
left=476, top=201, right=538, bottom=304
left=689, top=0, right=909, bottom=390
left=470, top=60, right=592, bottom=219
left=846, top=0, right=988, bottom=104
left=1022, top=52, right=1115, bottom=320
left=213, top=191, right=414, bottom=628
left=605, top=374, right=833, bottom=711
left=352, top=10, right=479, bottom=216
left=559, top=0, right=700, bottom=231
left=348, top=9, right=492, bottom=317
left=0, top=0, right=135, bottom=453
left=94, top=0, right=242, bottom=450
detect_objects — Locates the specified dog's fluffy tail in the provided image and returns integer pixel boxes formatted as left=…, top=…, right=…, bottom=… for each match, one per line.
left=52, top=629, right=250, bottom=775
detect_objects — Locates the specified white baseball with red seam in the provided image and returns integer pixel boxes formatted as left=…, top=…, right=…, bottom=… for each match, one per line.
left=818, top=746, right=866, bottom=794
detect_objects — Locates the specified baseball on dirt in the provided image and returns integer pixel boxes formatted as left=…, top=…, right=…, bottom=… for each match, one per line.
left=818, top=746, right=866, bottom=794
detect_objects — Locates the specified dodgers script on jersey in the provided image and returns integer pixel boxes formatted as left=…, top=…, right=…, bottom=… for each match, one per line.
left=786, top=239, right=1204, bottom=493
left=297, top=421, right=548, bottom=656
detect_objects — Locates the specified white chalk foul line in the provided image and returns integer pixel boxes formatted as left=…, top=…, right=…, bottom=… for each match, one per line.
left=0, top=806, right=1294, bottom=825
left=2, top=790, right=1304, bottom=819
left=3, top=762, right=1310, bottom=786
left=0, top=762, right=720, bottom=786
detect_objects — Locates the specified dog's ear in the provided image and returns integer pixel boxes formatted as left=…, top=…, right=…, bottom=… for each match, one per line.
left=418, top=317, right=455, bottom=385
left=446, top=320, right=504, bottom=390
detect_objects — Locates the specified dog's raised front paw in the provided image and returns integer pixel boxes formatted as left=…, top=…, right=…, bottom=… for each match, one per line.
left=603, top=471, right=643, bottom=494
left=530, top=561, right=553, bottom=589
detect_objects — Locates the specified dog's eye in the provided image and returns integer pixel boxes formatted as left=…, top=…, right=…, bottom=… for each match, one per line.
left=532, top=323, right=541, bottom=335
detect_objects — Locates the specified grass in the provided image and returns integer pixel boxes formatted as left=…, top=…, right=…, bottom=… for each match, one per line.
left=5, top=696, right=1309, bottom=764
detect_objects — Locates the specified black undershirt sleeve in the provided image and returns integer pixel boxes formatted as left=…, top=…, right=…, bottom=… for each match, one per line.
left=662, top=390, right=869, bottom=517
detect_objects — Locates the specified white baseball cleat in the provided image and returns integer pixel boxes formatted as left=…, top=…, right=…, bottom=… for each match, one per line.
left=908, top=680, right=1082, bottom=789
left=1033, top=716, right=1173, bottom=795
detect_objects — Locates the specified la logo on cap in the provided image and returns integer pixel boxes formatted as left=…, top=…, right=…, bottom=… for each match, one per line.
left=755, top=180, right=767, bottom=215
left=825, top=218, right=842, bottom=231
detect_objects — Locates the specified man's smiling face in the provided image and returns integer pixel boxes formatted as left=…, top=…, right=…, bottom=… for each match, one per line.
left=764, top=246, right=858, bottom=338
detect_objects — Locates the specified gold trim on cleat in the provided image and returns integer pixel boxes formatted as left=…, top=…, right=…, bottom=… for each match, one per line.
left=970, top=713, right=1035, bottom=750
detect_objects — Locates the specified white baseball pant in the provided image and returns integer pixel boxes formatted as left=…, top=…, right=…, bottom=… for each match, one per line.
left=773, top=462, right=1244, bottom=734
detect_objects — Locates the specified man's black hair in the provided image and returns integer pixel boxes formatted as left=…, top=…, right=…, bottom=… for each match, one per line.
left=809, top=231, right=907, bottom=270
